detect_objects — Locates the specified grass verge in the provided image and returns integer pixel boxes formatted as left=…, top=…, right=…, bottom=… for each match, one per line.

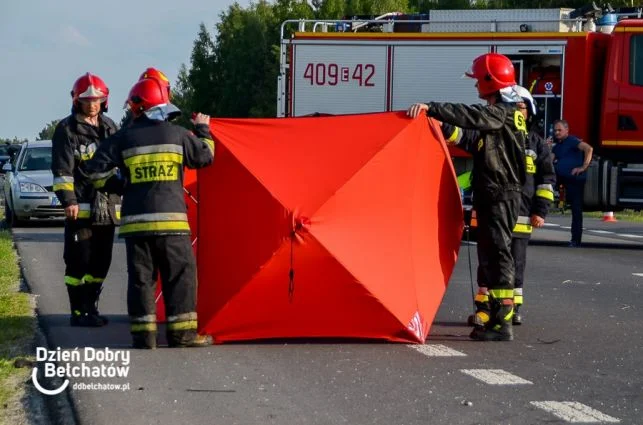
left=0, top=214, right=35, bottom=425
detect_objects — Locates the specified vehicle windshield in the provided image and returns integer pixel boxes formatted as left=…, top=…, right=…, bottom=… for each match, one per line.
left=0, top=146, right=8, bottom=156
left=19, top=147, right=52, bottom=171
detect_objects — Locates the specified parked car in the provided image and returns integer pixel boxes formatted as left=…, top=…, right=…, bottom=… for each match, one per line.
left=2, top=140, right=64, bottom=226
left=0, top=144, right=11, bottom=169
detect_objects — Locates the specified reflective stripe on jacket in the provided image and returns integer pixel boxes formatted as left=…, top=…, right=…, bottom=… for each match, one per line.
left=517, top=131, right=556, bottom=238
left=429, top=101, right=527, bottom=201
left=82, top=116, right=214, bottom=237
left=512, top=215, right=532, bottom=235
left=442, top=124, right=555, bottom=239
left=51, top=114, right=121, bottom=225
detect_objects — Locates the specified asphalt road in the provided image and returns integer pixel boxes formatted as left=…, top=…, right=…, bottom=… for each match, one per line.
left=11, top=214, right=643, bottom=425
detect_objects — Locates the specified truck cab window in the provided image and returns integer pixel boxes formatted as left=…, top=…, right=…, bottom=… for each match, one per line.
left=631, top=35, right=643, bottom=86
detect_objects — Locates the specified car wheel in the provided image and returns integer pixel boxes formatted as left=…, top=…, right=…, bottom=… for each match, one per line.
left=4, top=196, right=23, bottom=228
left=3, top=197, right=13, bottom=228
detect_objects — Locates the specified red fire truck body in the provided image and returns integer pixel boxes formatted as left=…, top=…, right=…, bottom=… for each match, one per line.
left=278, top=8, right=643, bottom=210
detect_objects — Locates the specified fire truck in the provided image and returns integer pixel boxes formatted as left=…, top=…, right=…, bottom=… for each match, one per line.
left=277, top=5, right=643, bottom=211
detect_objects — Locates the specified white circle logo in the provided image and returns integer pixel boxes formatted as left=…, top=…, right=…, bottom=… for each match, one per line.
left=32, top=368, right=69, bottom=395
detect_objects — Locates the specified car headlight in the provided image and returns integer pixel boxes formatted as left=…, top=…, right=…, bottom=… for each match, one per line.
left=19, top=182, right=47, bottom=193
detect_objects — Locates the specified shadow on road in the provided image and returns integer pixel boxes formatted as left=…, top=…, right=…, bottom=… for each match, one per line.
left=3, top=218, right=64, bottom=228
left=37, top=314, right=134, bottom=350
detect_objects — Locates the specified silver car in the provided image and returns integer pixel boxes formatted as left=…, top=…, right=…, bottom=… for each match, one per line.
left=2, top=140, right=64, bottom=226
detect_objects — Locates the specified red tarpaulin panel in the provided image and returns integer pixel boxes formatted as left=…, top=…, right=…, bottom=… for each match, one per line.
left=155, top=168, right=199, bottom=322
left=197, top=111, right=462, bottom=343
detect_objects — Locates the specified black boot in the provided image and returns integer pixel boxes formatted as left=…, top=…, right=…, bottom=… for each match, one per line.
left=467, top=288, right=491, bottom=327
left=167, top=330, right=213, bottom=348
left=512, top=304, right=522, bottom=325
left=68, top=284, right=107, bottom=327
left=132, top=332, right=157, bottom=349
left=85, top=282, right=109, bottom=326
left=513, top=290, right=523, bottom=325
left=470, top=298, right=514, bottom=341
left=68, top=285, right=104, bottom=327
left=67, top=285, right=85, bottom=326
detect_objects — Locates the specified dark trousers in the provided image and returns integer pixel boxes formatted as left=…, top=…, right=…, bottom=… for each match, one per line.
left=477, top=236, right=528, bottom=289
left=125, top=235, right=196, bottom=326
left=474, top=194, right=521, bottom=291
left=511, top=237, right=529, bottom=289
left=63, top=220, right=115, bottom=283
left=561, top=177, right=585, bottom=244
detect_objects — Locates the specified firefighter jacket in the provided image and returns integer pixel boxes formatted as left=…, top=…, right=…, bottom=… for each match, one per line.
left=443, top=123, right=555, bottom=238
left=427, top=102, right=527, bottom=201
left=52, top=114, right=121, bottom=225
left=82, top=116, right=214, bottom=238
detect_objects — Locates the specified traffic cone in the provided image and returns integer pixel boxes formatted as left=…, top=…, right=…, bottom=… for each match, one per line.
left=601, top=211, right=617, bottom=222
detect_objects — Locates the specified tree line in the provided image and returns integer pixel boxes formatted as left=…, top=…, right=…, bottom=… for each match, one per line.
left=4, top=0, right=636, bottom=140
left=2, top=120, right=58, bottom=145
left=172, top=0, right=636, bottom=124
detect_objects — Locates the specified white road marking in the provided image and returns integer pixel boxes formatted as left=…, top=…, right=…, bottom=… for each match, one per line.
left=460, top=369, right=532, bottom=385
left=409, top=344, right=466, bottom=357
left=619, top=234, right=643, bottom=238
left=531, top=401, right=620, bottom=423
left=633, top=273, right=643, bottom=277
left=589, top=230, right=614, bottom=234
left=561, top=226, right=571, bottom=230
left=543, top=223, right=560, bottom=227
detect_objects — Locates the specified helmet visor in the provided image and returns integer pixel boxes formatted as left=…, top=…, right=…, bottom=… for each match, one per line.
left=78, top=96, right=106, bottom=104
left=463, top=65, right=476, bottom=79
left=76, top=84, right=108, bottom=102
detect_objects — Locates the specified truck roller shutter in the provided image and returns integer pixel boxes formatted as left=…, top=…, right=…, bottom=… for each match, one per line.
left=391, top=45, right=489, bottom=110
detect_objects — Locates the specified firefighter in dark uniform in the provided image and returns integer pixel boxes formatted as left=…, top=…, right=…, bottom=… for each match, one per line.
left=504, top=86, right=555, bottom=325
left=408, top=53, right=527, bottom=341
left=83, top=77, right=215, bottom=349
left=442, top=86, right=556, bottom=328
left=52, top=72, right=121, bottom=327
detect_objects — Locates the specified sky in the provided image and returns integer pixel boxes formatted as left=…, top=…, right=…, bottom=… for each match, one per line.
left=0, top=0, right=252, bottom=140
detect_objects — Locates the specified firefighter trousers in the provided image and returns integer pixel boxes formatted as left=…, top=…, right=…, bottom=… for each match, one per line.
left=474, top=193, right=520, bottom=293
left=63, top=219, right=115, bottom=287
left=125, top=235, right=198, bottom=341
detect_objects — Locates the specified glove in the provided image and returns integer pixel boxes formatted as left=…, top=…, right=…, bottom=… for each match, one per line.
left=92, top=192, right=111, bottom=225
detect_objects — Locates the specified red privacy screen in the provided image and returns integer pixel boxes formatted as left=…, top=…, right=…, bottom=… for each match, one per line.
left=196, top=112, right=463, bottom=343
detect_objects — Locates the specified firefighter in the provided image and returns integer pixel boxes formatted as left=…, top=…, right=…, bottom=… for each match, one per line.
left=442, top=86, right=556, bottom=327
left=52, top=72, right=121, bottom=327
left=82, top=76, right=215, bottom=349
left=505, top=86, right=555, bottom=324
left=407, top=53, right=527, bottom=341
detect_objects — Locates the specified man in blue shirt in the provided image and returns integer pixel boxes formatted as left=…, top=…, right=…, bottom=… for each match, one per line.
left=551, top=119, right=593, bottom=247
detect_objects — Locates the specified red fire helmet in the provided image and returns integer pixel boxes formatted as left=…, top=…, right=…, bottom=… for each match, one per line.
left=465, top=53, right=516, bottom=97
left=71, top=72, right=109, bottom=111
left=127, top=78, right=170, bottom=115
left=138, top=67, right=171, bottom=97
